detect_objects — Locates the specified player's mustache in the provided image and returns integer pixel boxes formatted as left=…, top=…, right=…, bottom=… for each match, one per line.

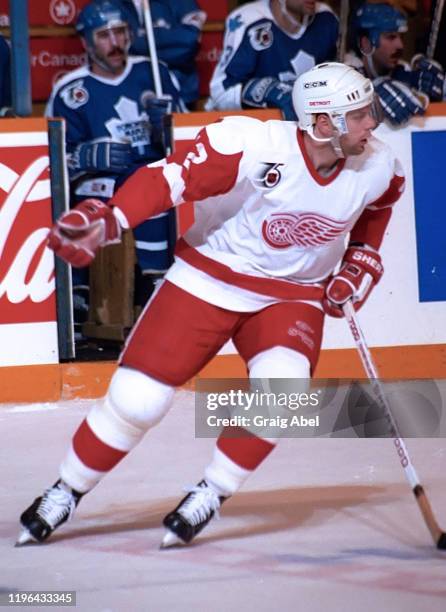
left=108, top=47, right=125, bottom=57
left=391, top=50, right=403, bottom=60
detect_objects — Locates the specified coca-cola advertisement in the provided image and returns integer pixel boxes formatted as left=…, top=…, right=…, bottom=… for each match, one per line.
left=0, top=119, right=58, bottom=366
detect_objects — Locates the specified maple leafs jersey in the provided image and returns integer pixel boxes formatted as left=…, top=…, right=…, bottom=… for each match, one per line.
left=46, top=56, right=184, bottom=273
left=46, top=56, right=185, bottom=196
left=110, top=116, right=404, bottom=311
left=206, top=0, right=339, bottom=110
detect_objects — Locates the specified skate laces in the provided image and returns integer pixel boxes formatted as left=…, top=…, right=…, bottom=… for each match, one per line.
left=178, top=483, right=221, bottom=526
left=36, top=485, right=76, bottom=528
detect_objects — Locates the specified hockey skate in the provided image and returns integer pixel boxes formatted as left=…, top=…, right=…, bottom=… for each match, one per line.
left=16, top=480, right=82, bottom=546
left=161, top=480, right=227, bottom=548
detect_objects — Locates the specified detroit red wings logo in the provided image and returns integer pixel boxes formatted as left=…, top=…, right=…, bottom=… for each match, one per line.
left=262, top=212, right=348, bottom=249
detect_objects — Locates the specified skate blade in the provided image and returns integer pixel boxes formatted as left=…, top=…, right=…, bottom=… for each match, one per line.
left=15, top=528, right=38, bottom=547
left=160, top=530, right=185, bottom=549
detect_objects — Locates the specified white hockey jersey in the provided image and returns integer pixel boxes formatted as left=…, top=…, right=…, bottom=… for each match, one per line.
left=111, top=116, right=404, bottom=311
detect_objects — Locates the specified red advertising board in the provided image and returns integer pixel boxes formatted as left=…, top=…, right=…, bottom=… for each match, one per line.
left=197, top=31, right=224, bottom=97
left=31, top=37, right=86, bottom=102
left=0, top=118, right=58, bottom=366
left=197, top=0, right=229, bottom=21
left=0, top=0, right=89, bottom=26
left=0, top=0, right=226, bottom=26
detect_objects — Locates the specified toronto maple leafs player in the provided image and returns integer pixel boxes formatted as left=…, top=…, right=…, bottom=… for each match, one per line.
left=206, top=0, right=339, bottom=119
left=345, top=2, right=445, bottom=125
left=46, top=0, right=186, bottom=285
left=18, top=63, right=405, bottom=548
left=114, top=0, right=207, bottom=107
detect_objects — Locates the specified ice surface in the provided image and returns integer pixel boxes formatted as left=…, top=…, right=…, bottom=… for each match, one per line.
left=2, top=390, right=446, bottom=611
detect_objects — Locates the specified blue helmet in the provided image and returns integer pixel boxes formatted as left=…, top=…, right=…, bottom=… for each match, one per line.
left=353, top=3, right=407, bottom=48
left=76, top=0, right=128, bottom=47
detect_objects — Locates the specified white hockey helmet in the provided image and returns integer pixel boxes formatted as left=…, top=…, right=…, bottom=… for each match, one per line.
left=292, top=62, right=375, bottom=137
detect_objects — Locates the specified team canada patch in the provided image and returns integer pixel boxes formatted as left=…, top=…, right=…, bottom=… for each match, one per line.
left=248, top=22, right=273, bottom=50
left=254, top=163, right=284, bottom=188
left=262, top=212, right=348, bottom=249
left=60, top=79, right=89, bottom=109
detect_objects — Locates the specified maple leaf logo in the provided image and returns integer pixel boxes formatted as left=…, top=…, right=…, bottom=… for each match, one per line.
left=105, top=97, right=152, bottom=155
left=50, top=0, right=75, bottom=25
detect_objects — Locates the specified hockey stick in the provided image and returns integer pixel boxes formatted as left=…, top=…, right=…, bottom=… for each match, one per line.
left=427, top=0, right=445, bottom=59
left=336, top=0, right=349, bottom=62
left=142, top=0, right=163, bottom=97
left=342, top=299, right=446, bottom=549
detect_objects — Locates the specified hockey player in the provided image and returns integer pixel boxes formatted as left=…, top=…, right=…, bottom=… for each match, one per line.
left=115, top=0, right=207, bottom=107
left=46, top=0, right=186, bottom=295
left=17, top=63, right=405, bottom=548
left=346, top=2, right=445, bottom=125
left=205, top=0, right=339, bottom=120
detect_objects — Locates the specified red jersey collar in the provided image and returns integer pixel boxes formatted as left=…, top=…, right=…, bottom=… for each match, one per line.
left=297, top=128, right=345, bottom=186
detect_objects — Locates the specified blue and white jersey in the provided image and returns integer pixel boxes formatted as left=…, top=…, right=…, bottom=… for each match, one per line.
left=46, top=56, right=184, bottom=272
left=206, top=0, right=339, bottom=110
left=46, top=56, right=185, bottom=197
left=118, top=0, right=206, bottom=104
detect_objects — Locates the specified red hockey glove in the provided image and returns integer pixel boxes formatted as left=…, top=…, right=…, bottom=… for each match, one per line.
left=323, top=245, right=384, bottom=318
left=47, top=199, right=121, bottom=268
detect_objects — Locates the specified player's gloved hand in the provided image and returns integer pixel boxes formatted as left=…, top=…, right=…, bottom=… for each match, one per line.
left=142, top=95, right=173, bottom=151
left=48, top=199, right=121, bottom=268
left=69, top=139, right=133, bottom=175
left=323, top=245, right=384, bottom=318
left=373, top=77, right=428, bottom=125
left=241, top=77, right=297, bottom=120
left=410, top=54, right=445, bottom=102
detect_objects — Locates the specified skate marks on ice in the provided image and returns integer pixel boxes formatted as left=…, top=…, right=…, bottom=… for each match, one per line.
left=73, top=486, right=446, bottom=600
left=9, top=484, right=446, bottom=604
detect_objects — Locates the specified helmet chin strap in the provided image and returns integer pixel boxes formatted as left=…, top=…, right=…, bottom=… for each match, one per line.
left=306, top=121, right=345, bottom=159
left=329, top=132, right=345, bottom=158
left=360, top=44, right=378, bottom=79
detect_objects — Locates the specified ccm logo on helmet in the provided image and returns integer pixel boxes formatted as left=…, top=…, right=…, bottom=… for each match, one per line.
left=304, top=80, right=327, bottom=88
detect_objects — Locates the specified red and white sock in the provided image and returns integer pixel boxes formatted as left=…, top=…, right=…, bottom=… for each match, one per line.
left=205, top=426, right=276, bottom=497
